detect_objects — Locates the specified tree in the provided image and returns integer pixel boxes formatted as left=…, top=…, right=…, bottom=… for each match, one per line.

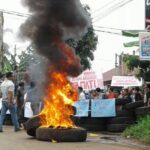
left=66, top=5, right=98, bottom=70
left=19, top=5, right=98, bottom=72
left=123, top=54, right=150, bottom=81
left=18, top=45, right=41, bottom=72
left=67, top=27, right=98, bottom=70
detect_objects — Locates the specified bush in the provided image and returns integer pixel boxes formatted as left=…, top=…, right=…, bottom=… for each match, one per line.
left=122, top=115, right=150, bottom=144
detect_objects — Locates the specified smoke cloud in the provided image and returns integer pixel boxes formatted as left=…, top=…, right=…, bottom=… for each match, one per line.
left=20, top=0, right=90, bottom=77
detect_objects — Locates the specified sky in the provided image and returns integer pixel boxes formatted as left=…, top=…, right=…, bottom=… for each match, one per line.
left=0, top=0, right=145, bottom=74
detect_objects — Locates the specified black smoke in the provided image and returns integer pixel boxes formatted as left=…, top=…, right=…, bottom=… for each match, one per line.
left=20, top=0, right=90, bottom=77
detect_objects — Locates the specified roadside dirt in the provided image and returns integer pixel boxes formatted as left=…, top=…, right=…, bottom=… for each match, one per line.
left=0, top=126, right=149, bottom=150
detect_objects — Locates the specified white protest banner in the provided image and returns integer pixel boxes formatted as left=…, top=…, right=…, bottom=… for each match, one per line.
left=73, top=100, right=90, bottom=117
left=111, top=76, right=142, bottom=87
left=70, top=70, right=103, bottom=90
left=24, top=102, right=33, bottom=118
left=139, top=32, right=150, bottom=60
left=91, top=99, right=116, bottom=117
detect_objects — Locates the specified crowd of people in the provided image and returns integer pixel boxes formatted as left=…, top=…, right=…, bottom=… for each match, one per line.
left=0, top=72, right=42, bottom=132
left=78, top=85, right=150, bottom=106
left=0, top=71, right=150, bottom=132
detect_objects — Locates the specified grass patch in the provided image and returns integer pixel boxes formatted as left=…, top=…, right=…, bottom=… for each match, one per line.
left=122, top=115, right=150, bottom=144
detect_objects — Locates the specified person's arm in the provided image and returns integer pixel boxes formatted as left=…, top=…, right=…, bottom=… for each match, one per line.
left=0, top=91, right=2, bottom=98
left=0, top=86, right=2, bottom=98
left=7, top=83, right=15, bottom=107
left=8, top=90, right=13, bottom=104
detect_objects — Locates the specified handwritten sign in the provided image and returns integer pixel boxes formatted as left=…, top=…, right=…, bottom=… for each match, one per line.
left=70, top=70, right=103, bottom=90
left=111, top=76, right=142, bottom=87
left=73, top=100, right=90, bottom=117
left=91, top=99, right=116, bottom=117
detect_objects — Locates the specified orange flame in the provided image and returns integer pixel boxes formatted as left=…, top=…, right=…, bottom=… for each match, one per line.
left=39, top=71, right=78, bottom=128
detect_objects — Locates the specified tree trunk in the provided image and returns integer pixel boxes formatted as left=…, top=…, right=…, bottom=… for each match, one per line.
left=0, top=11, right=4, bottom=72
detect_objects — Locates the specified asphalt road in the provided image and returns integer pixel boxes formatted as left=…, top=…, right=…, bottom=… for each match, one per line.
left=0, top=126, right=149, bottom=150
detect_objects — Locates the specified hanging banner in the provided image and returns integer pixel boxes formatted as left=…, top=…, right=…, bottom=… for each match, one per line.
left=73, top=100, right=89, bottom=117
left=145, top=0, right=150, bottom=28
left=91, top=99, right=116, bottom=117
left=70, top=70, right=103, bottom=90
left=111, top=76, right=142, bottom=87
left=139, top=32, right=150, bottom=60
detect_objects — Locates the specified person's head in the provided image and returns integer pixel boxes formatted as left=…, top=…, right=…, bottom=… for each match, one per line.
left=96, top=88, right=101, bottom=93
left=78, top=87, right=83, bottom=93
left=134, top=87, right=140, bottom=93
left=6, top=72, right=14, bottom=81
left=0, top=72, right=5, bottom=81
left=114, top=90, right=120, bottom=98
left=144, top=84, right=150, bottom=92
left=18, top=81, right=25, bottom=87
left=30, top=81, right=36, bottom=88
left=109, top=87, right=114, bottom=93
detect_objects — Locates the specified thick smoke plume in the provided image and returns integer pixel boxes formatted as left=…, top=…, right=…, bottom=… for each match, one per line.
left=20, top=0, right=90, bottom=77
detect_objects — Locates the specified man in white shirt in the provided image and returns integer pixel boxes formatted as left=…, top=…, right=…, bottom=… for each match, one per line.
left=78, top=87, right=86, bottom=100
left=0, top=72, right=20, bottom=132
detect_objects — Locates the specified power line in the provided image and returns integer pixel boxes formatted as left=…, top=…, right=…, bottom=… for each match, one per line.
left=0, top=8, right=29, bottom=17
left=93, top=0, right=134, bottom=23
left=92, top=0, right=126, bottom=20
left=91, top=0, right=119, bottom=15
left=95, top=29, right=122, bottom=36
left=94, top=25, right=124, bottom=31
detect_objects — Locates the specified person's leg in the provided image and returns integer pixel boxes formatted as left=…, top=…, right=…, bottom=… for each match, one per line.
left=31, top=103, right=40, bottom=116
left=9, top=104, right=20, bottom=131
left=0, top=101, right=8, bottom=131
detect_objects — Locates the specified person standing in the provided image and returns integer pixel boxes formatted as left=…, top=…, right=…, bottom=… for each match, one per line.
left=144, top=84, right=150, bottom=106
left=24, top=81, right=42, bottom=116
left=0, top=72, right=20, bottom=132
left=78, top=87, right=86, bottom=100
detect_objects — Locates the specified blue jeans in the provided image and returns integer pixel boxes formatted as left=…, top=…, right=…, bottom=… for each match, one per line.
left=0, top=101, right=19, bottom=130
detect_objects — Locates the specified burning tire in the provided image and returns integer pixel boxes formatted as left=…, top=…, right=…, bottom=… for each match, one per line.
left=24, top=115, right=45, bottom=137
left=36, top=127, right=87, bottom=142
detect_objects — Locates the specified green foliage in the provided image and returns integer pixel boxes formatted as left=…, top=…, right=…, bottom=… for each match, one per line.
left=123, top=115, right=150, bottom=144
left=19, top=5, right=98, bottom=72
left=123, top=54, right=139, bottom=70
left=67, top=27, right=98, bottom=70
left=123, top=54, right=150, bottom=81
left=18, top=45, right=41, bottom=72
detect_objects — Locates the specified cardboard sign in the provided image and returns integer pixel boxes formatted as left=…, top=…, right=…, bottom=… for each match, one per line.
left=111, top=76, right=142, bottom=87
left=70, top=70, right=103, bottom=90
left=73, top=100, right=90, bottom=117
left=24, top=102, right=33, bottom=118
left=91, top=99, right=116, bottom=117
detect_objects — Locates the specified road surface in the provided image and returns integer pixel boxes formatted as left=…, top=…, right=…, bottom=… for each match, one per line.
left=0, top=126, right=149, bottom=150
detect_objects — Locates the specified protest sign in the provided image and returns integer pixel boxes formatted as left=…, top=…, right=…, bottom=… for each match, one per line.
left=70, top=70, right=103, bottom=90
left=91, top=99, right=116, bottom=117
left=73, top=100, right=90, bottom=117
left=111, top=76, right=142, bottom=87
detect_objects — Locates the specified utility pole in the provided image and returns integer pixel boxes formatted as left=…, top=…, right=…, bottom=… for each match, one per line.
left=13, top=45, right=18, bottom=85
left=0, top=11, right=4, bottom=72
left=115, top=53, right=119, bottom=75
